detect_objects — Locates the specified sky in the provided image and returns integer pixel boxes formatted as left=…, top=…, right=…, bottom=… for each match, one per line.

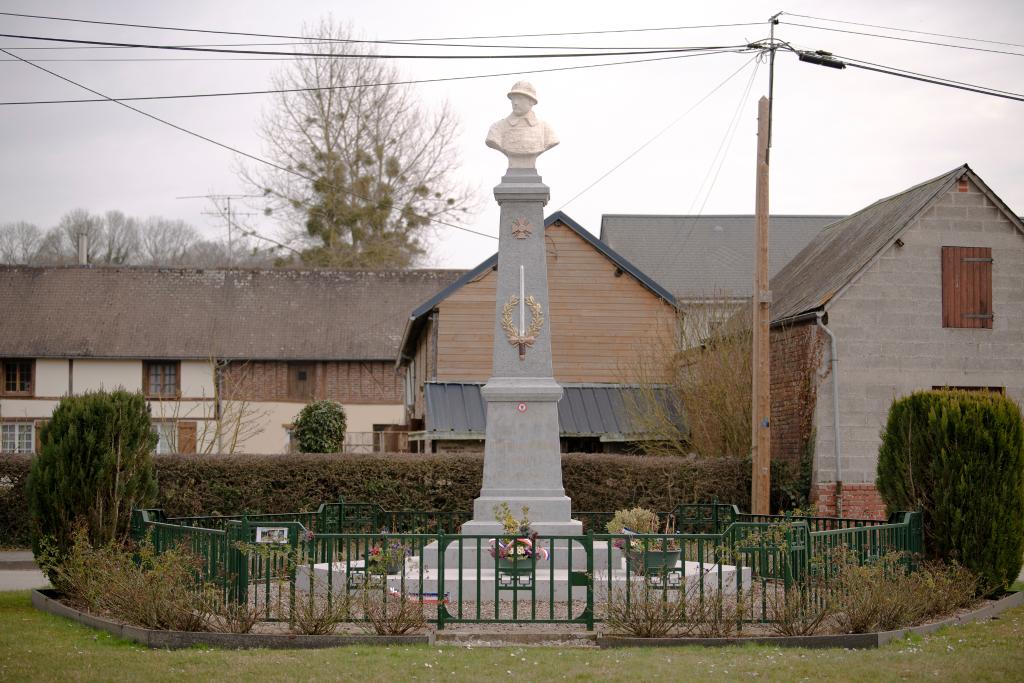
left=1, top=0, right=1022, bottom=269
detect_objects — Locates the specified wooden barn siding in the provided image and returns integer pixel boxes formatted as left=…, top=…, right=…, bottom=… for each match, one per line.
left=434, top=222, right=676, bottom=383
left=222, top=360, right=402, bottom=403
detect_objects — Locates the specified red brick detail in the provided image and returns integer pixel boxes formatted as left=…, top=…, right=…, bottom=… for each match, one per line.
left=812, top=482, right=886, bottom=520
left=957, top=178, right=969, bottom=192
left=769, top=321, right=823, bottom=466
left=222, top=360, right=402, bottom=403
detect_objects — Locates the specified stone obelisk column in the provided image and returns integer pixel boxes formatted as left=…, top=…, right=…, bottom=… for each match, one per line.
left=461, top=82, right=582, bottom=536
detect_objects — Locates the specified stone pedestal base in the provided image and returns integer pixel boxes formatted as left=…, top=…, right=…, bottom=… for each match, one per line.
left=464, top=376, right=581, bottom=535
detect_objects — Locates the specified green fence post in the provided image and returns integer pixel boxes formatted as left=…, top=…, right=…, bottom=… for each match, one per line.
left=585, top=531, right=595, bottom=631
left=238, top=515, right=250, bottom=606
left=437, top=532, right=446, bottom=630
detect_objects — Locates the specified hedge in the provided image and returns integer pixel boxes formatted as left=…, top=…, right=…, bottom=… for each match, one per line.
left=876, top=390, right=1024, bottom=593
left=0, top=452, right=804, bottom=548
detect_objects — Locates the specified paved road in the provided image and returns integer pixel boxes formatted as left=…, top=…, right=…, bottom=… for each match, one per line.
left=0, top=551, right=49, bottom=591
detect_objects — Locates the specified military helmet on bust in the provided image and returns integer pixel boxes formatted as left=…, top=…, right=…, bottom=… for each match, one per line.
left=507, top=81, right=538, bottom=104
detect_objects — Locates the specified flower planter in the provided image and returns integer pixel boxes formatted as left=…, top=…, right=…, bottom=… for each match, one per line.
left=626, top=548, right=681, bottom=575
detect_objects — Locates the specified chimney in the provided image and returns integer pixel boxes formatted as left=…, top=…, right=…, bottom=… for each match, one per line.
left=77, top=231, right=88, bottom=265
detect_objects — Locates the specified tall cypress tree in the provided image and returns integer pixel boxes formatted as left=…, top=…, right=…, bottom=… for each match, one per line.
left=877, top=390, right=1024, bottom=593
left=27, top=391, right=157, bottom=569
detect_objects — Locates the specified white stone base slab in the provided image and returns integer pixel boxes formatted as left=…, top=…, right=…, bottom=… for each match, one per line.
left=296, top=557, right=751, bottom=602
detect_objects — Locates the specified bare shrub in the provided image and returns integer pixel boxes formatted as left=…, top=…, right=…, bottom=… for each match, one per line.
left=828, top=550, right=980, bottom=633
left=686, top=586, right=752, bottom=638
left=214, top=602, right=261, bottom=634
left=291, top=590, right=351, bottom=635
left=359, top=587, right=426, bottom=635
left=43, top=526, right=215, bottom=631
left=909, top=561, right=979, bottom=617
left=604, top=580, right=688, bottom=638
left=765, top=581, right=834, bottom=636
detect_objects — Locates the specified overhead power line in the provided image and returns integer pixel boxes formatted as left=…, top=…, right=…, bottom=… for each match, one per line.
left=0, top=48, right=498, bottom=242
left=0, top=10, right=762, bottom=43
left=0, top=33, right=746, bottom=60
left=781, top=12, right=1024, bottom=49
left=0, top=48, right=747, bottom=105
left=787, top=47, right=1024, bottom=102
left=779, top=21, right=1024, bottom=58
left=560, top=54, right=758, bottom=210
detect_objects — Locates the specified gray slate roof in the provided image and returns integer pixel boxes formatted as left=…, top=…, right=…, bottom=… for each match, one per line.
left=0, top=266, right=464, bottom=360
left=423, top=382, right=684, bottom=440
left=770, top=164, right=1024, bottom=322
left=600, top=215, right=841, bottom=300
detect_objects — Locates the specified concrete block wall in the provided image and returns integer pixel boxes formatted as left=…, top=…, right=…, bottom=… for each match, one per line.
left=813, top=179, right=1024, bottom=494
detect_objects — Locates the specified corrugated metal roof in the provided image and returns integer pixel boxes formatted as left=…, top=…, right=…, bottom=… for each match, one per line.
left=770, top=166, right=967, bottom=322
left=423, top=382, right=684, bottom=439
left=600, top=215, right=840, bottom=300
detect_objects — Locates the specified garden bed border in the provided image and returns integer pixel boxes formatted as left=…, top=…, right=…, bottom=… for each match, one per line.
left=597, top=590, right=1024, bottom=649
left=32, top=589, right=1022, bottom=650
left=30, top=589, right=432, bottom=649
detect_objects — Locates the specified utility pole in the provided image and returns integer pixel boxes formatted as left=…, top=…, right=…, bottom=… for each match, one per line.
left=751, top=14, right=780, bottom=516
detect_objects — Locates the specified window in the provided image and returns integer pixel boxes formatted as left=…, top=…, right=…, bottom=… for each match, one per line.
left=288, top=363, right=315, bottom=400
left=153, top=421, right=176, bottom=454
left=942, top=247, right=993, bottom=329
left=1, top=359, right=33, bottom=396
left=1, top=423, right=34, bottom=453
left=144, top=361, right=179, bottom=397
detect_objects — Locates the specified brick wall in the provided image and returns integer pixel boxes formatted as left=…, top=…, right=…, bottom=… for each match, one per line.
left=222, top=360, right=403, bottom=403
left=770, top=321, right=823, bottom=466
left=812, top=482, right=886, bottom=520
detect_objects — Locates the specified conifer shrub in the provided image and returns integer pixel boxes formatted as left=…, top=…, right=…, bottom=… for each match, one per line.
left=292, top=400, right=347, bottom=453
left=876, top=390, right=1024, bottom=593
left=26, top=390, right=157, bottom=571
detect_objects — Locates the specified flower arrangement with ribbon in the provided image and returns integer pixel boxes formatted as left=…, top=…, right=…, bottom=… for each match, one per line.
left=488, top=502, right=550, bottom=561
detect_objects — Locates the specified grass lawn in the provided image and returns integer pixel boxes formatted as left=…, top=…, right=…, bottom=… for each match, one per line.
left=1, top=591, right=1022, bottom=682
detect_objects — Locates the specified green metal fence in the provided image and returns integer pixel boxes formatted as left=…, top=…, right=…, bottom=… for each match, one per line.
left=131, top=502, right=923, bottom=631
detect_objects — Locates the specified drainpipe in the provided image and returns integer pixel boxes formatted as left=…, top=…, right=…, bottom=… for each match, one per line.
left=816, top=312, right=843, bottom=517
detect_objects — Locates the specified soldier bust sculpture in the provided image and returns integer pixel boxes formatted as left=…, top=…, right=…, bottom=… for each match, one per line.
left=485, top=81, right=559, bottom=169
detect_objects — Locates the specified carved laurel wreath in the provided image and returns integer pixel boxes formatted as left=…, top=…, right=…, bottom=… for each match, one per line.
left=501, top=295, right=544, bottom=348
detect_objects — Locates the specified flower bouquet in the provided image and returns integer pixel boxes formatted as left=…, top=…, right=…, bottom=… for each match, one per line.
left=489, top=503, right=549, bottom=570
left=366, top=535, right=411, bottom=575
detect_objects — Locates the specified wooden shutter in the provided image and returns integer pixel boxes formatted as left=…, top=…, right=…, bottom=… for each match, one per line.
left=942, top=246, right=993, bottom=329
left=177, top=421, right=197, bottom=454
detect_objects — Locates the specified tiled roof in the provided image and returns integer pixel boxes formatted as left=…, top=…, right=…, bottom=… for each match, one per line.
left=0, top=266, right=464, bottom=360
left=600, top=215, right=841, bottom=299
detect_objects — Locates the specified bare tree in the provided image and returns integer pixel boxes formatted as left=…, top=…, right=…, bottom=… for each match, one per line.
left=0, top=221, right=44, bottom=264
left=138, top=217, right=200, bottom=265
left=99, top=210, right=141, bottom=264
left=37, top=209, right=140, bottom=265
left=627, top=300, right=753, bottom=458
left=243, top=18, right=476, bottom=268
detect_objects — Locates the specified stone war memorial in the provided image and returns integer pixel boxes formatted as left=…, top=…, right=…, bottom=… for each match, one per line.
left=462, top=79, right=581, bottom=538
left=114, top=82, right=945, bottom=641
